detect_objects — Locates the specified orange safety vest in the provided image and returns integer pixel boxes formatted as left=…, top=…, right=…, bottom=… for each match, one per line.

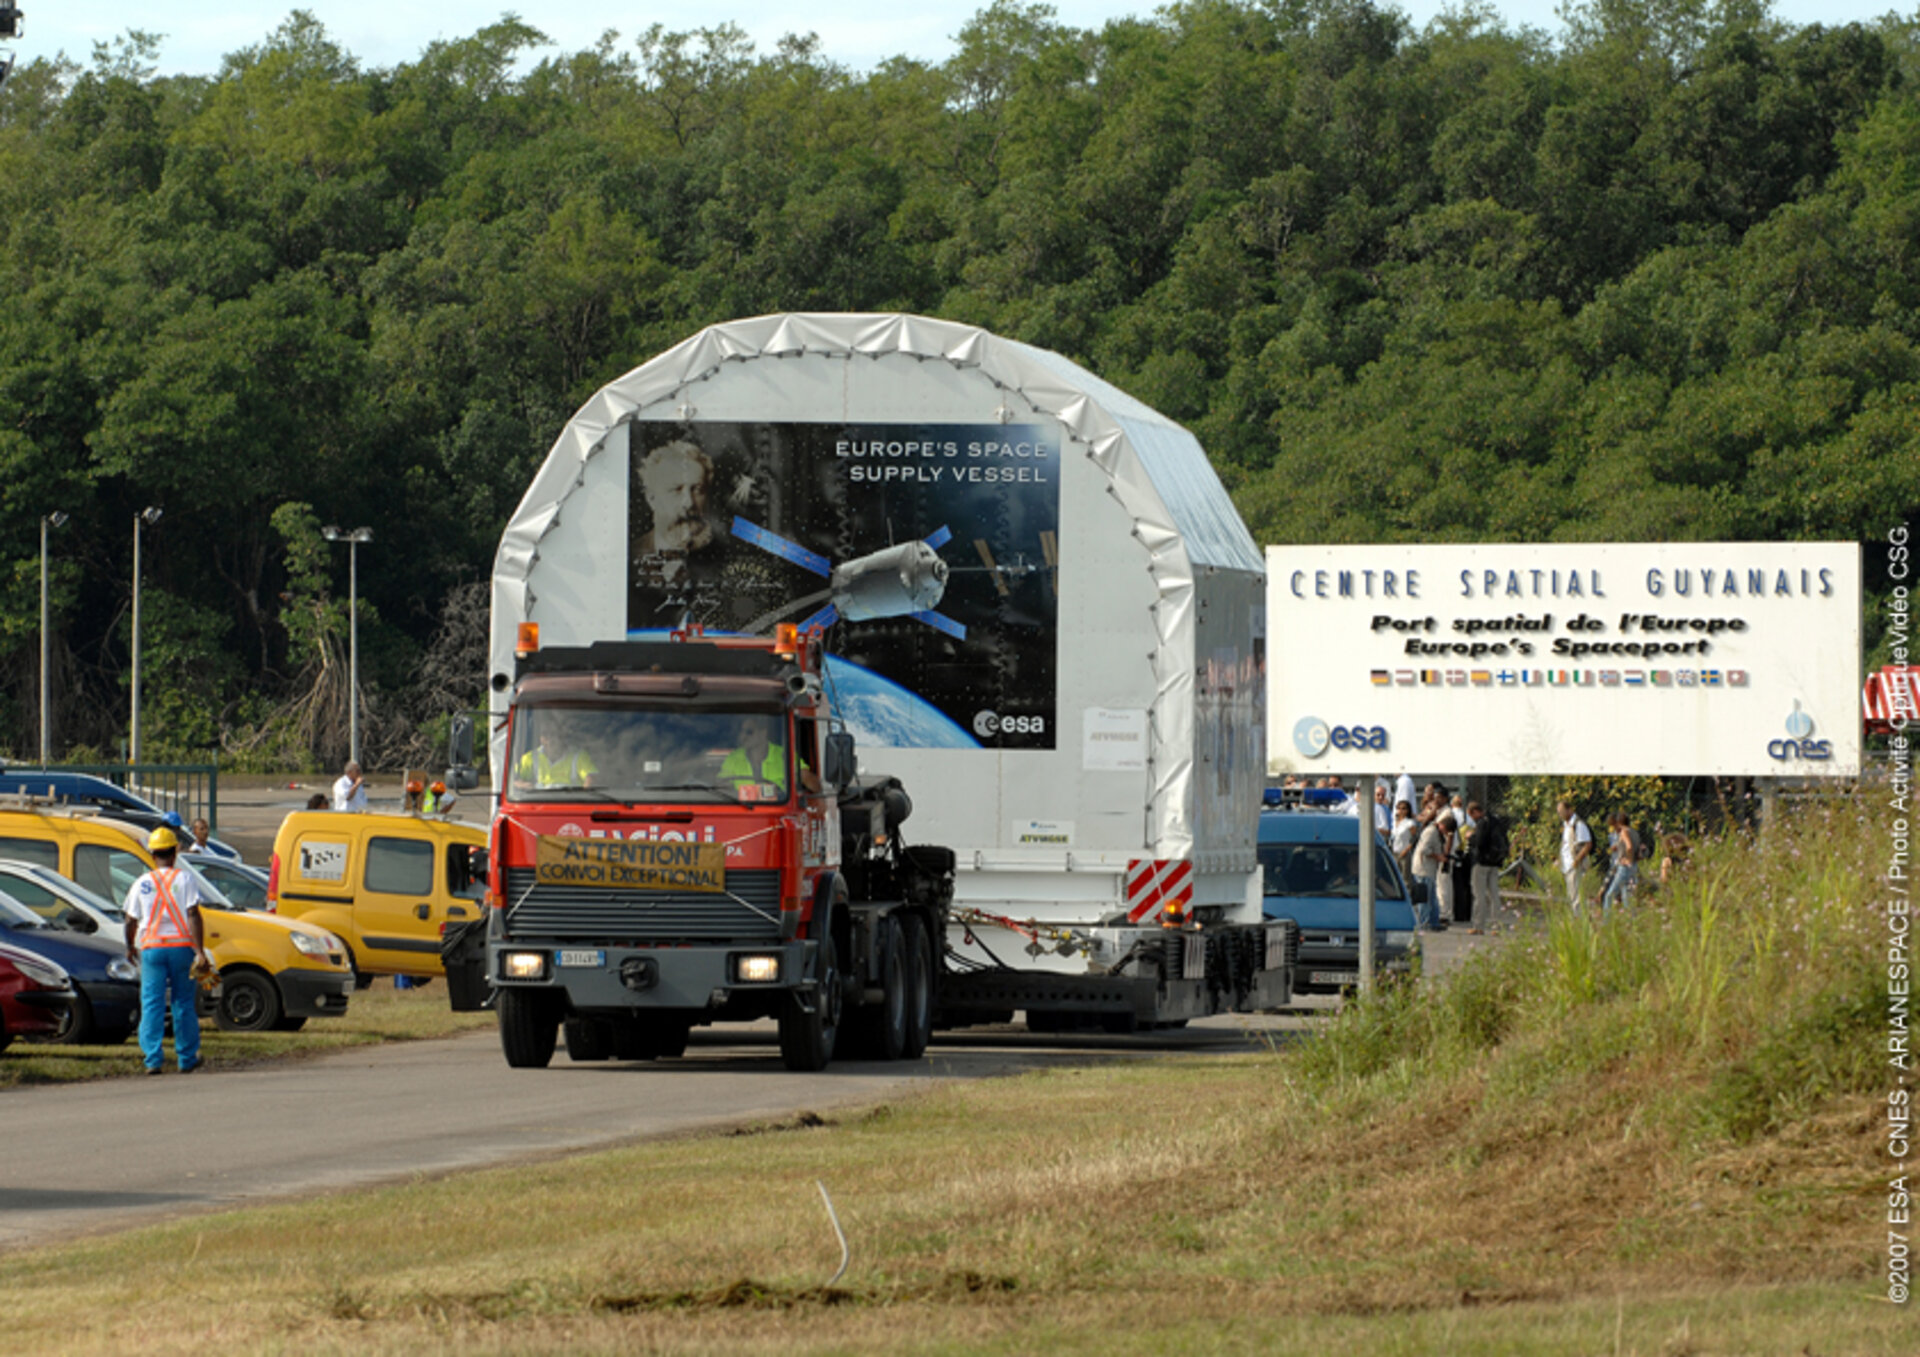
left=136, top=869, right=196, bottom=949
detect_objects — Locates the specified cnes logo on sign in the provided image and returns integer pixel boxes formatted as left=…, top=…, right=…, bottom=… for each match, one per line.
left=1293, top=716, right=1388, bottom=759
left=1767, top=701, right=1831, bottom=761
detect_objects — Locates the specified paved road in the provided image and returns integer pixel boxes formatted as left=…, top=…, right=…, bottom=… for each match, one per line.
left=0, top=1015, right=1314, bottom=1252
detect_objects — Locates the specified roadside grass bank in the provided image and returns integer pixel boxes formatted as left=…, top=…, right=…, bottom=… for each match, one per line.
left=0, top=797, right=1896, bottom=1352
left=0, top=987, right=491, bottom=1088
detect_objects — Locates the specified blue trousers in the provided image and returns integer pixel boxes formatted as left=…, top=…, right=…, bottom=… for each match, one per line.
left=1415, top=873, right=1440, bottom=928
left=139, top=946, right=200, bottom=1071
left=1601, top=863, right=1638, bottom=911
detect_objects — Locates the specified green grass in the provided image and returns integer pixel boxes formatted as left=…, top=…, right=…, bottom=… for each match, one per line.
left=0, top=984, right=492, bottom=1086
left=0, top=794, right=1899, bottom=1353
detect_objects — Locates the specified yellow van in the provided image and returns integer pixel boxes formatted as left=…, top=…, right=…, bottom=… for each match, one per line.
left=268, top=811, right=488, bottom=982
left=0, top=806, right=353, bottom=1031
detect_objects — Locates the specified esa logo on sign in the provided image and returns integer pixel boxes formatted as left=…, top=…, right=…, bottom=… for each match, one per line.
left=1293, top=716, right=1388, bottom=758
left=1767, top=702, right=1831, bottom=761
left=974, top=710, right=1046, bottom=738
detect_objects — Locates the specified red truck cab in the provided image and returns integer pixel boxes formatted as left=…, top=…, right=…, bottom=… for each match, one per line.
left=482, top=628, right=918, bottom=1070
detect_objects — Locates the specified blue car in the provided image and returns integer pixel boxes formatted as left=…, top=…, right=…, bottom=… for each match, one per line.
left=0, top=771, right=239, bottom=860
left=1258, top=797, right=1420, bottom=996
left=0, top=892, right=141, bottom=1043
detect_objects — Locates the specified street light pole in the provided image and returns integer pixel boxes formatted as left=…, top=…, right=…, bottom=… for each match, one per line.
left=321, top=526, right=374, bottom=768
left=39, top=511, right=67, bottom=768
left=129, top=507, right=162, bottom=765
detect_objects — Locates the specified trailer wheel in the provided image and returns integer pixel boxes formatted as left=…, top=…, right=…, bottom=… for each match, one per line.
left=497, top=989, right=559, bottom=1068
left=777, top=933, right=841, bottom=1072
left=564, top=1018, right=613, bottom=1062
left=841, top=921, right=907, bottom=1061
left=899, top=913, right=934, bottom=1060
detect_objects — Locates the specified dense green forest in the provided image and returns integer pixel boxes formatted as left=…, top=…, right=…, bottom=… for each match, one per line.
left=0, top=1, right=1914, bottom=767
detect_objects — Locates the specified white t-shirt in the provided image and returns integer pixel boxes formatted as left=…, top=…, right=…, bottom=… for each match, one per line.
left=1374, top=800, right=1392, bottom=835
left=1560, top=815, right=1593, bottom=872
left=123, top=866, right=204, bottom=946
left=1391, top=819, right=1416, bottom=857
left=333, top=773, right=368, bottom=813
left=1412, top=824, right=1447, bottom=878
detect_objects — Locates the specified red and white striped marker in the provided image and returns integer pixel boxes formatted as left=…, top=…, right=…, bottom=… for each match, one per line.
left=1125, top=858, right=1192, bottom=924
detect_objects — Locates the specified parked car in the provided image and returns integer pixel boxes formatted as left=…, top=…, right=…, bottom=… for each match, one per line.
left=268, top=810, right=488, bottom=984
left=1258, top=792, right=1420, bottom=996
left=183, top=853, right=269, bottom=911
left=0, top=941, right=74, bottom=1051
left=0, top=859, right=130, bottom=939
left=0, top=770, right=239, bottom=859
left=0, top=893, right=140, bottom=1043
left=0, top=808, right=354, bottom=1032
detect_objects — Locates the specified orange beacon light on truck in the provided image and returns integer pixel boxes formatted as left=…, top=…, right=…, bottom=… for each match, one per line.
left=516, top=622, right=540, bottom=656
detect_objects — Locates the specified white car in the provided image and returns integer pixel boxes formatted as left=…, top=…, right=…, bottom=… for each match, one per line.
left=0, top=856, right=241, bottom=938
left=0, top=859, right=129, bottom=940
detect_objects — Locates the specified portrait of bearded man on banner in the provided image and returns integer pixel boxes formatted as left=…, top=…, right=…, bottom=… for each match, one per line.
left=634, top=439, right=720, bottom=558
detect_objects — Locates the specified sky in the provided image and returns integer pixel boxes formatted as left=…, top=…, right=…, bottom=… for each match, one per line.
left=13, top=1, right=1911, bottom=79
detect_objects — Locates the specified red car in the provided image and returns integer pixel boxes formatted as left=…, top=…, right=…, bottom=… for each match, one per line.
left=0, top=941, right=74, bottom=1052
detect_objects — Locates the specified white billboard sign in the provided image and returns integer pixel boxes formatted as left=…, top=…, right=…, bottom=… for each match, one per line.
left=1267, top=543, right=1861, bottom=777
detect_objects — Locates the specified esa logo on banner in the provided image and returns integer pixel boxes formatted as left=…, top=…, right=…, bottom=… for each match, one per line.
left=1293, top=716, right=1388, bottom=758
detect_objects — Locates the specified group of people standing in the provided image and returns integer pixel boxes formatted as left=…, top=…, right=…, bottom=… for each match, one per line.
left=1280, top=772, right=1693, bottom=926
left=1388, top=777, right=1504, bottom=934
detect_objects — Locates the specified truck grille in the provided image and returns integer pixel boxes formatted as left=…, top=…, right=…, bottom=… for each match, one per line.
left=501, top=868, right=783, bottom=942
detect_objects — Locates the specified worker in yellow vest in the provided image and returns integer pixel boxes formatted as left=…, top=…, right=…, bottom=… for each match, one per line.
left=719, top=719, right=787, bottom=800
left=121, top=827, right=213, bottom=1075
left=516, top=721, right=599, bottom=788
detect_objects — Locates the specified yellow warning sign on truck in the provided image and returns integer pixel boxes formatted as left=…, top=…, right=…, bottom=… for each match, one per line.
left=534, top=836, right=726, bottom=892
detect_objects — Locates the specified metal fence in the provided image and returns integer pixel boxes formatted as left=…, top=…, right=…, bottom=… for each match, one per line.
left=30, top=763, right=222, bottom=831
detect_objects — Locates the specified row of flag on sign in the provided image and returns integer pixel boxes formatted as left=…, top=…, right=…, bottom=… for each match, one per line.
left=1370, top=668, right=1752, bottom=688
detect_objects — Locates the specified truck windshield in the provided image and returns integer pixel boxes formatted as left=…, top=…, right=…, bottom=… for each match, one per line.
left=507, top=706, right=791, bottom=805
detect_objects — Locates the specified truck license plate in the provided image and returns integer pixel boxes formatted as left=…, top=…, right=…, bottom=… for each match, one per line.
left=1310, top=970, right=1359, bottom=986
left=557, top=949, right=606, bottom=968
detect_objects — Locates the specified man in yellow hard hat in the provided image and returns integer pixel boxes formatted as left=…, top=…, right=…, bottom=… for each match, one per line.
left=121, top=826, right=214, bottom=1075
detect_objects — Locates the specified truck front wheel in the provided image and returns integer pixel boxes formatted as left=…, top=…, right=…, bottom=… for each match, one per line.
left=778, top=934, right=841, bottom=1072
left=498, top=989, right=560, bottom=1068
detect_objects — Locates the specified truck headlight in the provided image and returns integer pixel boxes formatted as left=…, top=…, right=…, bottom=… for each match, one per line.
left=107, top=957, right=138, bottom=982
left=289, top=932, right=328, bottom=956
left=502, top=951, right=548, bottom=980
left=733, top=954, right=780, bottom=983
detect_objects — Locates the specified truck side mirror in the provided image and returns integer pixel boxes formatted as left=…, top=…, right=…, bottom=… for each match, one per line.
left=448, top=714, right=475, bottom=766
left=823, top=731, right=856, bottom=788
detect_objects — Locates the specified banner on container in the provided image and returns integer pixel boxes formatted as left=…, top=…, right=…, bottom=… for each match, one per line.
left=1266, top=543, right=1861, bottom=776
left=628, top=421, right=1059, bottom=750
